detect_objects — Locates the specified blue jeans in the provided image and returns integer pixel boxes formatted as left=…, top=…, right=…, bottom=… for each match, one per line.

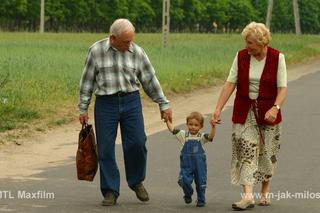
left=178, top=140, right=207, bottom=203
left=94, top=91, right=147, bottom=197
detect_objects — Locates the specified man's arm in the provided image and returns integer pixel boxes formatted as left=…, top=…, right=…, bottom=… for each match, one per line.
left=78, top=49, right=96, bottom=124
left=136, top=48, right=172, bottom=121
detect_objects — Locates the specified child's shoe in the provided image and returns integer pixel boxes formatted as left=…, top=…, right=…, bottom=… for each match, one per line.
left=196, top=201, right=206, bottom=207
left=183, top=196, right=192, bottom=204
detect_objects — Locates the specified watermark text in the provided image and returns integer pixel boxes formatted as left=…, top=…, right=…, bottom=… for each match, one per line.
left=0, top=190, right=55, bottom=200
left=241, top=190, right=320, bottom=201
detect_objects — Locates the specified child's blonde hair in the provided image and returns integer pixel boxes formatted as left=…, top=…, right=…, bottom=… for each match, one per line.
left=186, top=111, right=204, bottom=127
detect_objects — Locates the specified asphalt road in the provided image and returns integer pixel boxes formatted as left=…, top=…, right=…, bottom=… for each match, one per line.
left=1, top=70, right=320, bottom=212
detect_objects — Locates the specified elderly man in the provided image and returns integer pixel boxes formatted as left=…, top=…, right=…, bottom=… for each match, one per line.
left=78, top=19, right=172, bottom=206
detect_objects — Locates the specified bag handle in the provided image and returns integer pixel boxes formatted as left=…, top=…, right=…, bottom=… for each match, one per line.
left=81, top=123, right=88, bottom=130
left=251, top=100, right=265, bottom=145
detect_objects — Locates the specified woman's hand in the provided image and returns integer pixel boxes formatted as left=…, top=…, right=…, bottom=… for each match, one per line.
left=211, top=110, right=222, bottom=126
left=264, top=106, right=279, bottom=123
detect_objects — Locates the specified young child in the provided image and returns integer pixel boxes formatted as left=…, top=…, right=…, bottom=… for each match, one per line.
left=165, top=111, right=216, bottom=207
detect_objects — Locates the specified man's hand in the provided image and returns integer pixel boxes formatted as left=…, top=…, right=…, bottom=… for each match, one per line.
left=79, top=113, right=89, bottom=125
left=161, top=108, right=173, bottom=123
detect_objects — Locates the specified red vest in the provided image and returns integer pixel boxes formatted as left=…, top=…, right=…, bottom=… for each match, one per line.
left=232, top=47, right=282, bottom=125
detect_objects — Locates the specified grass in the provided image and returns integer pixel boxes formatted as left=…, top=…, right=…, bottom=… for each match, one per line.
left=0, top=32, right=320, bottom=133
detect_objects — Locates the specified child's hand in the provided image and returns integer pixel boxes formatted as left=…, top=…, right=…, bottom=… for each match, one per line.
left=164, top=118, right=172, bottom=124
left=210, top=121, right=218, bottom=127
left=165, top=118, right=174, bottom=132
left=208, top=121, right=216, bottom=140
left=211, top=111, right=221, bottom=125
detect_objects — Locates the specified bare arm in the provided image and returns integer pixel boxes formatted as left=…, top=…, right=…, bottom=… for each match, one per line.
left=207, top=124, right=216, bottom=141
left=165, top=119, right=175, bottom=133
left=137, top=49, right=170, bottom=117
left=211, top=81, right=236, bottom=125
left=274, top=87, right=287, bottom=107
left=264, top=87, right=287, bottom=123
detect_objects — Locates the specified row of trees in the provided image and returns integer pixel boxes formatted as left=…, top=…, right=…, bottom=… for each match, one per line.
left=0, top=0, right=320, bottom=33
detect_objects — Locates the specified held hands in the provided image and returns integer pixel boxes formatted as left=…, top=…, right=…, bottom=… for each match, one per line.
left=79, top=113, right=89, bottom=125
left=161, top=108, right=173, bottom=123
left=211, top=110, right=222, bottom=126
left=161, top=108, right=174, bottom=132
left=264, top=106, right=279, bottom=123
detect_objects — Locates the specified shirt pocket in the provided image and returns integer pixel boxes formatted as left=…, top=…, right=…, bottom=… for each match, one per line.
left=122, top=65, right=139, bottom=85
left=96, top=66, right=115, bottom=87
left=123, top=65, right=136, bottom=74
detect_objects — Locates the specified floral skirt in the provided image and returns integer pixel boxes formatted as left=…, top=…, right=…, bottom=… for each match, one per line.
left=231, top=109, right=281, bottom=186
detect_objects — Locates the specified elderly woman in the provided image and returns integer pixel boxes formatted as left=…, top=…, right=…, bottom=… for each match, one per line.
left=211, top=22, right=287, bottom=210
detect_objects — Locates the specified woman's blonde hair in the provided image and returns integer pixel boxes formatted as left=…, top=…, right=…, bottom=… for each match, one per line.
left=241, top=22, right=271, bottom=46
left=186, top=112, right=204, bottom=127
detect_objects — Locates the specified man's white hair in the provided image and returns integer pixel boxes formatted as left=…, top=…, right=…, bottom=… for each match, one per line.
left=109, top=19, right=135, bottom=37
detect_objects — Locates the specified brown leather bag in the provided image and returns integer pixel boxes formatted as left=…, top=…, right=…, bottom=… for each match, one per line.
left=76, top=124, right=98, bottom=181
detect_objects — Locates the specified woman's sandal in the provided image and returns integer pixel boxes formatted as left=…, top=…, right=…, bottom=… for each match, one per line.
left=232, top=199, right=255, bottom=210
left=258, top=196, right=271, bottom=206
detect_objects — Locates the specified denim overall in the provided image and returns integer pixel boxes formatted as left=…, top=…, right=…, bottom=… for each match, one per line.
left=178, top=132, right=207, bottom=203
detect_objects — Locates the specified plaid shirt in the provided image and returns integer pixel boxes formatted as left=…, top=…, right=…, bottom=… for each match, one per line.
left=78, top=38, right=170, bottom=114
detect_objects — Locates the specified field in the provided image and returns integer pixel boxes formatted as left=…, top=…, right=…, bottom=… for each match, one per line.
left=0, top=33, right=320, bottom=133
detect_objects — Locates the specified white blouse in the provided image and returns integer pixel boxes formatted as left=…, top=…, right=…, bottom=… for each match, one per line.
left=227, top=52, right=287, bottom=99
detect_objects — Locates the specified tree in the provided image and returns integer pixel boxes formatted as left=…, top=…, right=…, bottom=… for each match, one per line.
left=271, top=0, right=294, bottom=33
left=181, top=0, right=206, bottom=32
left=0, top=0, right=320, bottom=33
left=169, top=0, right=185, bottom=32
left=299, top=0, right=320, bottom=34
left=45, top=0, right=66, bottom=31
left=251, top=0, right=268, bottom=24
left=63, top=0, right=90, bottom=31
left=1, top=0, right=28, bottom=30
left=150, top=0, right=163, bottom=31
left=227, top=0, right=257, bottom=32
left=128, top=0, right=156, bottom=32
left=26, top=0, right=40, bottom=31
left=86, top=0, right=112, bottom=32
left=204, top=0, right=229, bottom=32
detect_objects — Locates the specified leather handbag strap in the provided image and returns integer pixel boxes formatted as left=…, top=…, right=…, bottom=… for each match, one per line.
left=251, top=100, right=265, bottom=145
left=81, top=123, right=87, bottom=130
